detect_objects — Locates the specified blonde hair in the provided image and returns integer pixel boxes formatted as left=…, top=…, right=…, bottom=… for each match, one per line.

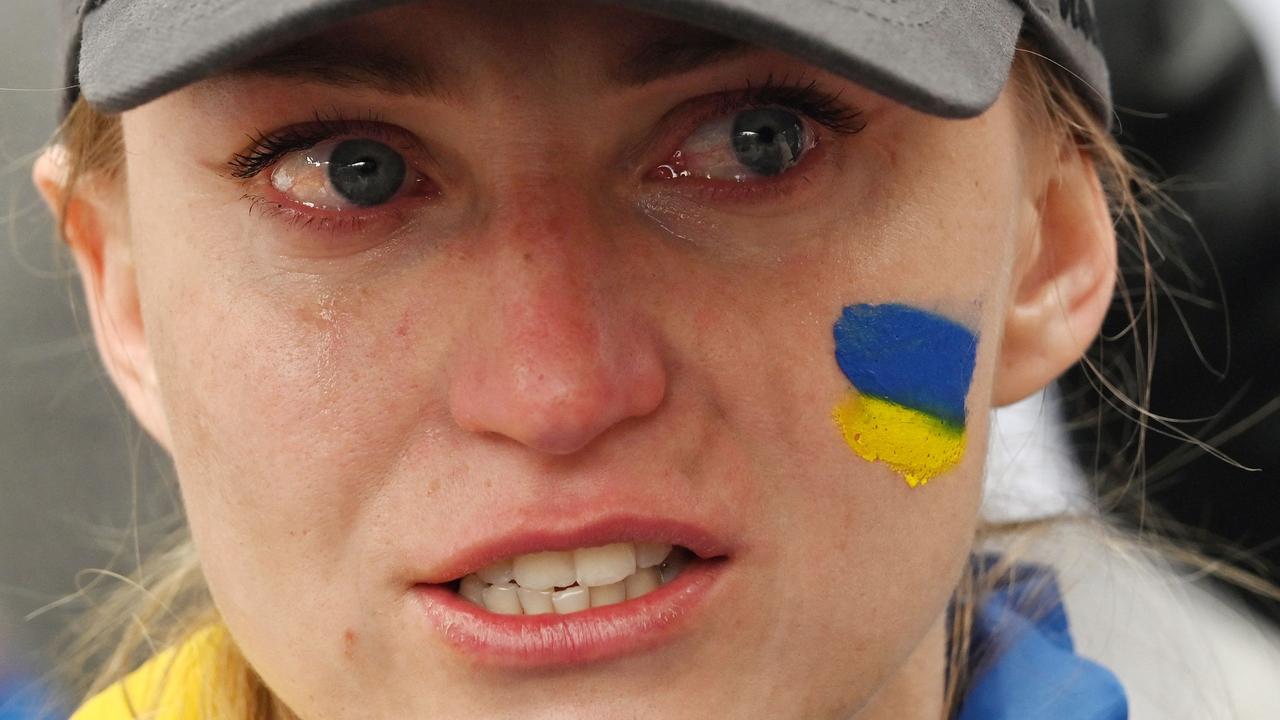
left=46, top=40, right=1230, bottom=719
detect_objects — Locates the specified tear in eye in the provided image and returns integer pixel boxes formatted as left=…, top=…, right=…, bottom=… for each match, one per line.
left=658, top=108, right=816, bottom=183
left=271, top=138, right=411, bottom=210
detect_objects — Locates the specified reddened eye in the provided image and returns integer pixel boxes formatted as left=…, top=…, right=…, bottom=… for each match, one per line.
left=658, top=107, right=816, bottom=182
left=270, top=138, right=423, bottom=210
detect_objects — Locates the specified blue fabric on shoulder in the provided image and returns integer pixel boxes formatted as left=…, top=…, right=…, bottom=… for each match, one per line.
left=956, top=559, right=1128, bottom=720
left=0, top=671, right=56, bottom=720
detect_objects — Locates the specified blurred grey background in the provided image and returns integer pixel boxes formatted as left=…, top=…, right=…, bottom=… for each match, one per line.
left=1, top=1, right=174, bottom=711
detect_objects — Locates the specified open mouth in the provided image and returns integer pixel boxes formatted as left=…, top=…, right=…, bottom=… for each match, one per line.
left=413, top=518, right=731, bottom=665
left=448, top=542, right=698, bottom=616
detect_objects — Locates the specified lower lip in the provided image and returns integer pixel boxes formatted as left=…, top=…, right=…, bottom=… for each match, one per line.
left=412, top=559, right=726, bottom=668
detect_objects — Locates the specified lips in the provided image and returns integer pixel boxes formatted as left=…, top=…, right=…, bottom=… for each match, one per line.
left=411, top=515, right=731, bottom=666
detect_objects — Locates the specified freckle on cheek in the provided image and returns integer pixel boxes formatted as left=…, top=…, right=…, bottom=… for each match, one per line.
left=343, top=629, right=357, bottom=660
left=395, top=309, right=412, bottom=339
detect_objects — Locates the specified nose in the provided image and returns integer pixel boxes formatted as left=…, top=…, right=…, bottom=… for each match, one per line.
left=447, top=189, right=667, bottom=456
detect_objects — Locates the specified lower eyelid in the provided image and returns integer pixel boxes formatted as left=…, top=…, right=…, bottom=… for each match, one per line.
left=244, top=193, right=387, bottom=236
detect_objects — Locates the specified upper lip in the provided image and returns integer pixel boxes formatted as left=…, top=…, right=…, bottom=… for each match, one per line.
left=416, top=512, right=733, bottom=585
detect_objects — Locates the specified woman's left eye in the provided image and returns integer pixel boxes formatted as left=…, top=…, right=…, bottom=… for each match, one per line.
left=658, top=107, right=816, bottom=183
left=269, top=138, right=421, bottom=210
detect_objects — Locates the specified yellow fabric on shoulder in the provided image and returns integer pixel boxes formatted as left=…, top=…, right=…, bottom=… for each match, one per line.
left=70, top=626, right=223, bottom=720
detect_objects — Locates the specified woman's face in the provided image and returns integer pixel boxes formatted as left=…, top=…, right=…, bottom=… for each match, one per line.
left=105, top=1, right=1055, bottom=717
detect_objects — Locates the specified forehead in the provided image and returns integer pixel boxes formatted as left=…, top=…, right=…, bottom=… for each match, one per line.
left=211, top=1, right=763, bottom=101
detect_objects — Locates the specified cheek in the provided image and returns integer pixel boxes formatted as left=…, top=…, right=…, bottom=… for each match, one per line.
left=138, top=268, right=448, bottom=693
left=127, top=185, right=438, bottom=587
left=698, top=293, right=985, bottom=712
left=153, top=289, right=425, bottom=512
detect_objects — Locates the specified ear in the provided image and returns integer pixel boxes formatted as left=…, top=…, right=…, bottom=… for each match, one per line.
left=33, top=147, right=173, bottom=450
left=993, top=146, right=1117, bottom=406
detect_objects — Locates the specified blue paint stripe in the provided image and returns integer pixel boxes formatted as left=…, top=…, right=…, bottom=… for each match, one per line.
left=833, top=304, right=977, bottom=426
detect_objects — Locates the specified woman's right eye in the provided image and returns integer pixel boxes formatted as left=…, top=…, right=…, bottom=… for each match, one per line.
left=269, top=138, right=427, bottom=211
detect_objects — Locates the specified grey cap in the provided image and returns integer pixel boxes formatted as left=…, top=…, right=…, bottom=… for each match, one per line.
left=63, top=0, right=1110, bottom=123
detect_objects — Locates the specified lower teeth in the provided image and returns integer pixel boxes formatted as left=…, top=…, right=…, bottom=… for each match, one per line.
left=456, top=548, right=694, bottom=615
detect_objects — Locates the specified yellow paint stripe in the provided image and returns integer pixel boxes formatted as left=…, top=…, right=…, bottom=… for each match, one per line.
left=833, top=391, right=966, bottom=488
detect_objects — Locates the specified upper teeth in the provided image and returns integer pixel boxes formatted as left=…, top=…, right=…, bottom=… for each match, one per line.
left=456, top=542, right=684, bottom=615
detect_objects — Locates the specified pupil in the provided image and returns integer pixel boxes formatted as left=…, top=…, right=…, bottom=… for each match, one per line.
left=731, top=109, right=805, bottom=177
left=329, top=139, right=407, bottom=207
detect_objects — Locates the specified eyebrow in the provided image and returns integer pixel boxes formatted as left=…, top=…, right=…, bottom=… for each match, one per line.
left=610, top=32, right=756, bottom=87
left=226, top=30, right=757, bottom=98
left=228, top=44, right=445, bottom=97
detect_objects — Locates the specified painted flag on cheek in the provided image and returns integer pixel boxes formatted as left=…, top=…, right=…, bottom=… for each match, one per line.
left=832, top=304, right=978, bottom=487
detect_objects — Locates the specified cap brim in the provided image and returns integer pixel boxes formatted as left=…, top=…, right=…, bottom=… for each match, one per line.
left=79, top=0, right=1024, bottom=118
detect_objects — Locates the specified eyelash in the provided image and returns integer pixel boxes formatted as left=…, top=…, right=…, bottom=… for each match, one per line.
left=713, top=75, right=866, bottom=136
left=229, top=108, right=396, bottom=180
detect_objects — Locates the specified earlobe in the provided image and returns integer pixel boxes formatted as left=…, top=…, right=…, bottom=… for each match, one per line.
left=32, top=148, right=173, bottom=451
left=993, top=147, right=1117, bottom=407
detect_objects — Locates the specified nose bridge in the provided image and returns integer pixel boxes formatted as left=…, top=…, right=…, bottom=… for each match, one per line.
left=447, top=180, right=667, bottom=456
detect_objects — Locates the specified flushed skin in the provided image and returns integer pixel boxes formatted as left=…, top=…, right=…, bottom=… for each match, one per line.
left=36, top=1, right=1117, bottom=718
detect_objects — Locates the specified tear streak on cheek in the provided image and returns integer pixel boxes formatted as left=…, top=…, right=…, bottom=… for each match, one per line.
left=291, top=290, right=353, bottom=403
left=830, top=303, right=978, bottom=488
